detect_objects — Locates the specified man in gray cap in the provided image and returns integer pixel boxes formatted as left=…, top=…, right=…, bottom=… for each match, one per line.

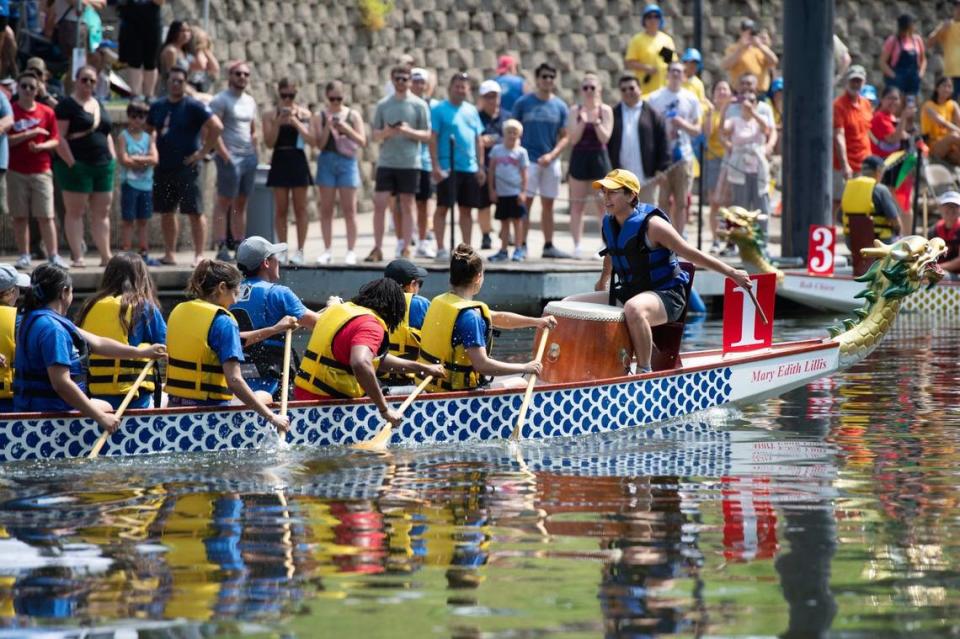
left=382, top=258, right=430, bottom=374
left=839, top=155, right=902, bottom=250
left=930, top=190, right=960, bottom=278
left=230, top=236, right=318, bottom=398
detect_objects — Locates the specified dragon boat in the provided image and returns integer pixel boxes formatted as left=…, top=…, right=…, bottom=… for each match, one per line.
left=718, top=206, right=960, bottom=313
left=0, top=236, right=945, bottom=463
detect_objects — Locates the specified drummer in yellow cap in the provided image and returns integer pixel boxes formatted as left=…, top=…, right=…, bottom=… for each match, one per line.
left=565, top=168, right=752, bottom=373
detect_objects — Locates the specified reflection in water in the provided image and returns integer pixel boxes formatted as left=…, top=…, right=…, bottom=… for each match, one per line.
left=0, top=317, right=957, bottom=636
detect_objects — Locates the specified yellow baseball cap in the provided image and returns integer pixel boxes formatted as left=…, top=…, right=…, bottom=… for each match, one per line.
left=592, top=169, right=640, bottom=194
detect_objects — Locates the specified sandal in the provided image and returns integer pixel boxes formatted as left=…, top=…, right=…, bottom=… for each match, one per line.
left=159, top=257, right=177, bottom=266
left=70, top=259, right=86, bottom=268
left=364, top=247, right=383, bottom=263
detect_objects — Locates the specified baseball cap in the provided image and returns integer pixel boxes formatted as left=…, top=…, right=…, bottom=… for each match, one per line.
left=410, top=67, right=428, bottom=81
left=384, top=258, right=428, bottom=285
left=496, top=55, right=515, bottom=74
left=861, top=155, right=884, bottom=172
left=593, top=169, right=641, bottom=194
left=25, top=57, right=47, bottom=74
left=478, top=79, right=501, bottom=96
left=0, top=264, right=29, bottom=291
left=236, top=236, right=287, bottom=271
left=0, top=78, right=14, bottom=89
left=740, top=18, right=757, bottom=32
left=939, top=191, right=960, bottom=207
left=845, top=65, right=867, bottom=82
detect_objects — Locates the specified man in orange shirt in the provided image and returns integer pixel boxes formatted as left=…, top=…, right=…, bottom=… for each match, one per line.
left=833, top=65, right=874, bottom=221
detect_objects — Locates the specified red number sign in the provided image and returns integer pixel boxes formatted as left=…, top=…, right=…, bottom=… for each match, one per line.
left=807, top=225, right=836, bottom=276
left=722, top=272, right=777, bottom=353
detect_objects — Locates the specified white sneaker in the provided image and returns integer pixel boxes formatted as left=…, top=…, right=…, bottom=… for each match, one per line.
left=49, top=254, right=69, bottom=269
left=14, top=254, right=31, bottom=270
left=572, top=245, right=584, bottom=259
left=416, top=239, right=437, bottom=258
left=289, top=249, right=304, bottom=266
left=316, top=251, right=332, bottom=265
left=278, top=250, right=288, bottom=265
left=344, top=250, right=357, bottom=265
left=435, top=248, right=450, bottom=261
left=395, top=239, right=406, bottom=258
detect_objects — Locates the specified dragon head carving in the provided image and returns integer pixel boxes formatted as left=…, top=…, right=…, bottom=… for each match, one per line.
left=828, top=236, right=946, bottom=338
left=716, top=206, right=784, bottom=282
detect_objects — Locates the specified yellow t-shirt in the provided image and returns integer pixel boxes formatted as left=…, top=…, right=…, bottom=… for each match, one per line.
left=625, top=30, right=677, bottom=96
left=682, top=75, right=708, bottom=110
left=706, top=109, right=726, bottom=160
left=724, top=43, right=773, bottom=92
left=942, top=22, right=960, bottom=77
left=921, top=99, right=960, bottom=145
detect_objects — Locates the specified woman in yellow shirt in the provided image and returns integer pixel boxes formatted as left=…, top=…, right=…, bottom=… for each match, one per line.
left=922, top=76, right=960, bottom=165
left=703, top=80, right=734, bottom=254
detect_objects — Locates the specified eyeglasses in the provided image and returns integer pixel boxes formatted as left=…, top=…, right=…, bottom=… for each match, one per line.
left=327, top=96, right=343, bottom=102
left=453, top=72, right=470, bottom=81
left=232, top=71, right=250, bottom=77
left=601, top=187, right=625, bottom=195
left=279, top=92, right=296, bottom=99
left=78, top=77, right=96, bottom=85
left=581, top=85, right=597, bottom=92
left=619, top=85, right=639, bottom=92
left=539, top=74, right=556, bottom=80
left=18, top=84, right=37, bottom=91
left=393, top=75, right=410, bottom=82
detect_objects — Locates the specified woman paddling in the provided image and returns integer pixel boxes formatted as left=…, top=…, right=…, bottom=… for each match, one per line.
left=294, top=278, right=444, bottom=427
left=419, top=244, right=556, bottom=392
left=13, top=264, right=166, bottom=433
left=76, top=253, right=167, bottom=410
left=165, top=260, right=290, bottom=433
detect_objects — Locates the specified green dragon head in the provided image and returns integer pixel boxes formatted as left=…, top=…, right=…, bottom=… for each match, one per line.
left=716, top=206, right=784, bottom=283
left=828, top=236, right=947, bottom=337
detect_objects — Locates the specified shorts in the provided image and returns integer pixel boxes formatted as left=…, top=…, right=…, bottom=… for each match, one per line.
left=703, top=157, right=724, bottom=192
left=568, top=149, right=612, bottom=181
left=526, top=158, right=561, bottom=199
left=415, top=169, right=434, bottom=201
left=494, top=195, right=527, bottom=220
left=53, top=158, right=115, bottom=193
left=437, top=170, right=482, bottom=208
left=117, top=2, right=161, bottom=70
left=657, top=160, right=694, bottom=210
left=613, top=283, right=687, bottom=323
left=121, top=183, right=153, bottom=221
left=8, top=170, right=54, bottom=219
left=832, top=169, right=846, bottom=201
left=154, top=166, right=202, bottom=215
left=374, top=166, right=418, bottom=195
left=215, top=153, right=258, bottom=198
left=315, top=151, right=360, bottom=189
left=0, top=171, right=7, bottom=217
left=476, top=179, right=493, bottom=209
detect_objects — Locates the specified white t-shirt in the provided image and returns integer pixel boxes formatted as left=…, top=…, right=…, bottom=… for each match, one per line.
left=619, top=102, right=647, bottom=181
left=647, top=86, right=702, bottom=162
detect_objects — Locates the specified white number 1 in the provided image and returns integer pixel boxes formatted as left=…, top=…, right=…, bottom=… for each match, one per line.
left=729, top=286, right=764, bottom=347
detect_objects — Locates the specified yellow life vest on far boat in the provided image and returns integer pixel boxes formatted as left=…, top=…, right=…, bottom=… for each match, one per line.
left=0, top=307, right=15, bottom=400
left=418, top=292, right=493, bottom=393
left=295, top=302, right=388, bottom=399
left=841, top=176, right=894, bottom=241
left=80, top=295, right=155, bottom=397
left=165, top=299, right=235, bottom=402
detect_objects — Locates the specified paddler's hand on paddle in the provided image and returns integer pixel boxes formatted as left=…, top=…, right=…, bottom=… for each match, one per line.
left=379, top=406, right=403, bottom=427
left=97, top=412, right=121, bottom=435
left=522, top=360, right=544, bottom=376
left=417, top=362, right=445, bottom=380
left=268, top=412, right=290, bottom=434
left=138, top=344, right=168, bottom=361
left=538, top=315, right=558, bottom=330
left=272, top=316, right=299, bottom=335
left=727, top=267, right=753, bottom=292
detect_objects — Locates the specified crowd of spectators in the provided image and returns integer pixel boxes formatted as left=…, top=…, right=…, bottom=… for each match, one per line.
left=0, top=1, right=956, bottom=270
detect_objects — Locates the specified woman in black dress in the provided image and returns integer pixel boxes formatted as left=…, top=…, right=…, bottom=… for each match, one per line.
left=262, top=78, right=314, bottom=265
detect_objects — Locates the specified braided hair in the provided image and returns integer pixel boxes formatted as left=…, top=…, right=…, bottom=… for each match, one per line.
left=352, top=278, right=406, bottom=332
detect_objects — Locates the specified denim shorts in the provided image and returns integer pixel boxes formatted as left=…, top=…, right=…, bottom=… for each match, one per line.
left=215, top=153, right=258, bottom=198
left=316, top=151, right=360, bottom=189
left=121, top=183, right=152, bottom=221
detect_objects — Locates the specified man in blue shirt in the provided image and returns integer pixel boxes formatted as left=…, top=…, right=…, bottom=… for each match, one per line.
left=231, top=235, right=319, bottom=397
left=511, top=63, right=571, bottom=259
left=147, top=66, right=224, bottom=267
left=429, top=72, right=484, bottom=260
left=494, top=55, right=528, bottom=113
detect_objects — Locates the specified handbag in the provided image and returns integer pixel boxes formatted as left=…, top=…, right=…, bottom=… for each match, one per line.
left=329, top=109, right=359, bottom=158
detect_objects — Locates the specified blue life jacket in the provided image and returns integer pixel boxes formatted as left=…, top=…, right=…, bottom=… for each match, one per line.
left=14, top=310, right=87, bottom=409
left=229, top=278, right=287, bottom=382
left=601, top=204, right=689, bottom=294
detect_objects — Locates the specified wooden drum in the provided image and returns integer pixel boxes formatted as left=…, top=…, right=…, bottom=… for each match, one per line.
left=534, top=301, right=632, bottom=384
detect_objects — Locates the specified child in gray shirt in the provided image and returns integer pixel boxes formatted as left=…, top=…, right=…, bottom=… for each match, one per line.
left=488, top=119, right=530, bottom=262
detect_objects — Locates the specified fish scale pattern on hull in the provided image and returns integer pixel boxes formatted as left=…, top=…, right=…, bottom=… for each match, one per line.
left=0, top=368, right=733, bottom=462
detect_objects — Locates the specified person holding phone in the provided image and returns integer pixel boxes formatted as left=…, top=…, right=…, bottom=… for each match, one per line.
left=624, top=4, right=677, bottom=96
left=721, top=19, right=779, bottom=94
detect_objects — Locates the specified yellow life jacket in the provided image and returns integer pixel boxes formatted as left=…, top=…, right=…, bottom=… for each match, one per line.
left=841, top=176, right=894, bottom=240
left=165, top=299, right=235, bottom=402
left=381, top=293, right=422, bottom=383
left=80, top=295, right=155, bottom=397
left=295, top=302, right=388, bottom=399
left=0, top=307, right=15, bottom=400
left=418, top=292, right=493, bottom=392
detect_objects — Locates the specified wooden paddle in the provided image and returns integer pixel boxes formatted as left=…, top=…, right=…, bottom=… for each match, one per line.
left=88, top=360, right=155, bottom=459
left=510, top=328, right=550, bottom=441
left=280, top=328, right=292, bottom=416
left=743, top=282, right=768, bottom=326
left=354, top=375, right=433, bottom=452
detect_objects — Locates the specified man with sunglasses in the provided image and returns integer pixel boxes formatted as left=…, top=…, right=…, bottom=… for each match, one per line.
left=625, top=3, right=677, bottom=96
left=608, top=75, right=670, bottom=207
left=511, top=63, right=570, bottom=259
left=370, top=65, right=431, bottom=263
left=147, top=65, right=224, bottom=266
left=210, top=61, right=259, bottom=261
